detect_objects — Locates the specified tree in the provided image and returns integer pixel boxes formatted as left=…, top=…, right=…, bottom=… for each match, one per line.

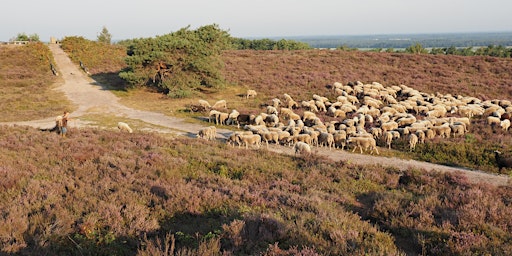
left=405, top=43, right=428, bottom=54
left=13, top=33, right=39, bottom=42
left=119, top=24, right=231, bottom=97
left=97, top=26, right=112, bottom=44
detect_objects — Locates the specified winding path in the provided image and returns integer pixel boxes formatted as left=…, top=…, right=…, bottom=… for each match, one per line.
left=3, top=44, right=510, bottom=186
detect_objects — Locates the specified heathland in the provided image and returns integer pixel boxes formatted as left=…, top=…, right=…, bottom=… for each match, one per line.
left=1, top=36, right=512, bottom=255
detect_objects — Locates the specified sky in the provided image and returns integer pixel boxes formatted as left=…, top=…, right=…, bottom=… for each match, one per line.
left=2, top=0, right=512, bottom=42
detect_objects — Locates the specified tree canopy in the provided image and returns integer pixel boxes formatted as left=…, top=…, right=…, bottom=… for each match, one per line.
left=119, top=24, right=231, bottom=97
left=97, top=26, right=112, bottom=45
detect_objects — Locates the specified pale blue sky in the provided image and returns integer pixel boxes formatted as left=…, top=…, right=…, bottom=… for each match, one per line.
left=2, top=0, right=511, bottom=41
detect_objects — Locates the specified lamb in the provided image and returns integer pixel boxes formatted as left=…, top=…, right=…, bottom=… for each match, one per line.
left=294, top=141, right=312, bottom=155
left=117, top=122, right=133, bottom=133
left=347, top=136, right=379, bottom=155
left=494, top=150, right=512, bottom=173
left=246, top=89, right=257, bottom=99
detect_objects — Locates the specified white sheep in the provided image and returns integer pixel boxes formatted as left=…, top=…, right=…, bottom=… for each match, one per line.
left=237, top=134, right=262, bottom=149
left=408, top=133, right=418, bottom=151
left=246, top=89, right=257, bottom=99
left=197, top=126, right=217, bottom=141
left=294, top=141, right=312, bottom=155
left=347, top=136, right=379, bottom=155
left=212, top=100, right=227, bottom=110
left=198, top=99, right=211, bottom=109
left=501, top=119, right=511, bottom=131
left=318, top=132, right=335, bottom=149
left=117, top=122, right=133, bottom=133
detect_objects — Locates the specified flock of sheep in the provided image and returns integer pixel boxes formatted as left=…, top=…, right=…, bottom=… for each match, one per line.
left=194, top=81, right=512, bottom=157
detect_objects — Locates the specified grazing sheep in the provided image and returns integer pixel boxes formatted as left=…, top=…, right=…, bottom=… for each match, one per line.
left=294, top=141, right=312, bottom=155
left=246, top=89, right=257, bottom=99
left=259, top=131, right=279, bottom=148
left=318, top=132, right=335, bottom=149
left=347, top=136, right=379, bottom=155
left=237, top=134, right=262, bottom=149
left=271, top=98, right=281, bottom=108
left=500, top=119, right=511, bottom=131
left=266, top=105, right=278, bottom=115
left=333, top=131, right=347, bottom=150
left=416, top=130, right=426, bottom=144
left=117, top=122, right=133, bottom=133
left=212, top=100, right=227, bottom=110
left=209, top=110, right=221, bottom=123
left=197, top=126, right=217, bottom=141
left=198, top=99, right=211, bottom=109
left=494, top=150, right=512, bottom=173
left=383, top=131, right=399, bottom=149
left=408, top=133, right=418, bottom=151
left=487, top=116, right=501, bottom=127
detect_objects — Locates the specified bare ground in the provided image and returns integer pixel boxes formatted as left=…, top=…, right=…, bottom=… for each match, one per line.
left=3, top=44, right=509, bottom=187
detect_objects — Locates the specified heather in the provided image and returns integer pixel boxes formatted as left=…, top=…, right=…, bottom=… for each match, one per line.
left=1, top=126, right=512, bottom=255
left=0, top=43, right=67, bottom=121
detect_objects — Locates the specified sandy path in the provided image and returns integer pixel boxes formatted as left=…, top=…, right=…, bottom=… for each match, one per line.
left=3, top=44, right=509, bottom=186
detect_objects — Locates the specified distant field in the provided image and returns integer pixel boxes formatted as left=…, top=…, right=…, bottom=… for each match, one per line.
left=274, top=32, right=512, bottom=49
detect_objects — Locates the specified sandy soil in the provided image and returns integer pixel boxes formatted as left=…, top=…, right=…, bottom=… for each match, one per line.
left=3, top=44, right=509, bottom=187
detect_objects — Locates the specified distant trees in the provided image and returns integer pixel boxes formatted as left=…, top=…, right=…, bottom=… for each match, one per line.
left=405, top=43, right=428, bottom=54
left=426, top=45, right=512, bottom=57
left=119, top=24, right=231, bottom=97
left=231, top=38, right=311, bottom=50
left=97, top=26, right=112, bottom=45
left=12, top=33, right=39, bottom=42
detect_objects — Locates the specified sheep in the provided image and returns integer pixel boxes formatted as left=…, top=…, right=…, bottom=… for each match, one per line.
left=431, top=125, right=451, bottom=138
left=217, top=112, right=229, bottom=125
left=259, top=131, right=279, bottom=148
left=198, top=99, right=211, bottom=109
left=117, top=122, right=133, bottom=133
left=450, top=124, right=466, bottom=137
left=494, top=150, right=512, bottom=173
left=501, top=119, right=511, bottom=131
left=347, top=136, right=379, bottom=155
left=209, top=110, right=221, bottom=123
left=246, top=89, right=257, bottom=99
left=383, top=131, right=399, bottom=149
left=294, top=141, right=312, bottom=155
left=416, top=130, right=426, bottom=144
left=227, top=109, right=240, bottom=126
left=408, top=133, right=418, bottom=151
left=271, top=98, right=281, bottom=108
left=318, top=132, right=335, bottom=149
left=237, top=134, right=262, bottom=149
left=266, top=105, right=278, bottom=115
left=212, top=100, right=227, bottom=110
left=197, top=126, right=216, bottom=141
left=333, top=130, right=347, bottom=150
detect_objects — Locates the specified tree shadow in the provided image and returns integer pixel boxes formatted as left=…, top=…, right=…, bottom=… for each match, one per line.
left=90, top=72, right=128, bottom=92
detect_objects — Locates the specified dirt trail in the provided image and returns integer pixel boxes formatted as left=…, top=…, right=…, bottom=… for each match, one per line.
left=3, top=44, right=510, bottom=186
